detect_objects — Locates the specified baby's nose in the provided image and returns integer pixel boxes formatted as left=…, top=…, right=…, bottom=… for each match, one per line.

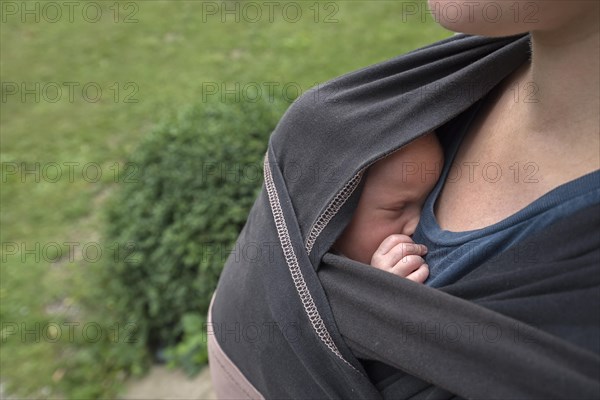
left=403, top=217, right=420, bottom=236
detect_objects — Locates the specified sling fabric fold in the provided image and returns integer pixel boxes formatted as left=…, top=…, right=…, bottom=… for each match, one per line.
left=319, top=204, right=600, bottom=398
left=209, top=32, right=600, bottom=398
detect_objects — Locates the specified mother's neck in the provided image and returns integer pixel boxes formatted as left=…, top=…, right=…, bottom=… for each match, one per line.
left=520, top=16, right=599, bottom=142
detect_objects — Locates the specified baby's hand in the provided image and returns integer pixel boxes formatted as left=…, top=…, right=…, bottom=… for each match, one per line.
left=370, top=234, right=429, bottom=283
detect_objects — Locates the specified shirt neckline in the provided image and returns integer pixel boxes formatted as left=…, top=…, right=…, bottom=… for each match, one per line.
left=419, top=102, right=600, bottom=245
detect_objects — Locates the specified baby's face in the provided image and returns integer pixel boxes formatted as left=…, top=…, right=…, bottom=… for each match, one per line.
left=335, top=134, right=444, bottom=264
left=364, top=133, right=444, bottom=234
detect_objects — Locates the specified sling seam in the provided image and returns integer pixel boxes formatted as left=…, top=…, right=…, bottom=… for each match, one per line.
left=305, top=171, right=363, bottom=254
left=263, top=153, right=358, bottom=372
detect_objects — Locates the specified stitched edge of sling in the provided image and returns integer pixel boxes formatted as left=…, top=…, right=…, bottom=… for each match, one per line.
left=304, top=144, right=416, bottom=255
left=263, top=153, right=357, bottom=371
left=305, top=171, right=363, bottom=254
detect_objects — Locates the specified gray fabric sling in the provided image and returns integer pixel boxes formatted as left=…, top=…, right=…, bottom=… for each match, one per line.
left=210, top=32, right=600, bottom=398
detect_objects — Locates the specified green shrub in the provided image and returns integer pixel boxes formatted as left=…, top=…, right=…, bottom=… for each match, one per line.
left=102, top=98, right=287, bottom=373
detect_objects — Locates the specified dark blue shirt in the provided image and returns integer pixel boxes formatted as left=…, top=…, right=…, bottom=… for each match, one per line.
left=413, top=102, right=600, bottom=288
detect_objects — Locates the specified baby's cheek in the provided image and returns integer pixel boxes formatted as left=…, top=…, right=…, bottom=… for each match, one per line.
left=334, top=221, right=381, bottom=265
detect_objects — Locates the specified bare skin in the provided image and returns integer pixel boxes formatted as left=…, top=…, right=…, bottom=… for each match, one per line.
left=430, top=0, right=600, bottom=231
left=337, top=1, right=599, bottom=279
left=334, top=133, right=443, bottom=282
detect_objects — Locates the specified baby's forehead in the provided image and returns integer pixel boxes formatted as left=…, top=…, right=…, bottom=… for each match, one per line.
left=364, top=137, right=443, bottom=202
left=374, top=146, right=443, bottom=183
left=392, top=166, right=439, bottom=185
left=370, top=174, right=434, bottom=204
left=379, top=162, right=441, bottom=193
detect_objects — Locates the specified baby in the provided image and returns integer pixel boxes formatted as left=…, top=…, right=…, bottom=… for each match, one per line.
left=333, top=133, right=443, bottom=283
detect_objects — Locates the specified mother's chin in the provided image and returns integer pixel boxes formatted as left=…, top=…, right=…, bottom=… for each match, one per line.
left=426, top=0, right=593, bottom=38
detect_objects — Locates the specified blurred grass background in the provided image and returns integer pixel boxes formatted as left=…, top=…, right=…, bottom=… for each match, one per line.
left=0, top=0, right=451, bottom=398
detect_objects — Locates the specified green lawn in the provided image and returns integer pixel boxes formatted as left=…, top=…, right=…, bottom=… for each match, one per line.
left=0, top=1, right=451, bottom=397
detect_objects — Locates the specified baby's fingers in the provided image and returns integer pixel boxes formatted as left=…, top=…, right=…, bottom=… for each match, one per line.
left=405, top=264, right=429, bottom=284
left=390, top=255, right=425, bottom=277
left=376, top=234, right=415, bottom=254
left=380, top=240, right=428, bottom=263
left=371, top=235, right=428, bottom=270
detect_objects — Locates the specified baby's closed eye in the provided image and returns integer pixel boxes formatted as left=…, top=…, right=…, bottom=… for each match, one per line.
left=378, top=205, right=405, bottom=213
left=375, top=200, right=407, bottom=213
